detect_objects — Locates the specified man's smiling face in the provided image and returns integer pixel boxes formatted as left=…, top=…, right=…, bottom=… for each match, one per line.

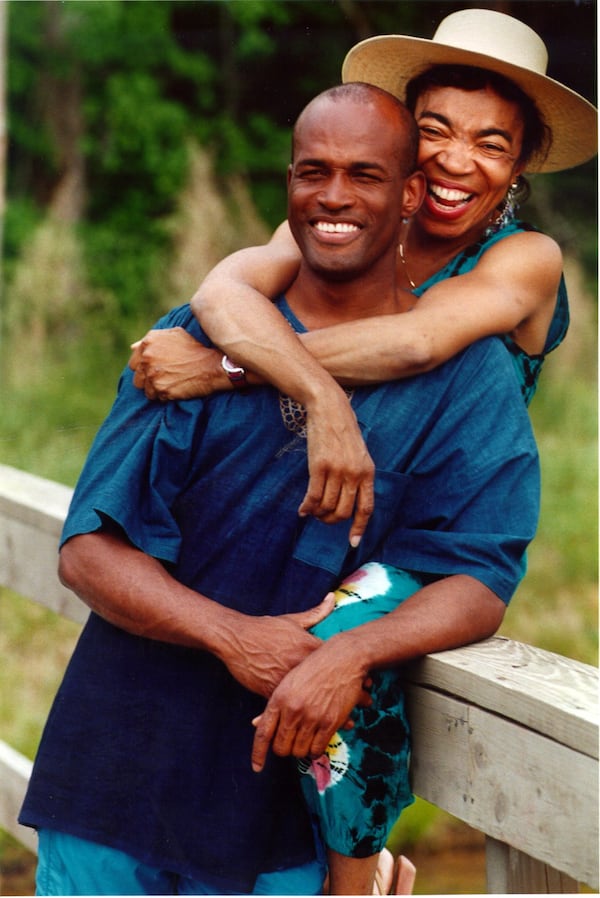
left=287, top=92, right=414, bottom=282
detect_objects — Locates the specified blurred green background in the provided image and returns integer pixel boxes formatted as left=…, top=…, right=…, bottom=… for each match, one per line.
left=0, top=0, right=596, bottom=893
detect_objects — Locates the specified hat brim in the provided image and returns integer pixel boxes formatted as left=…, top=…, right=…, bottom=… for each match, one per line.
left=342, top=35, right=597, bottom=173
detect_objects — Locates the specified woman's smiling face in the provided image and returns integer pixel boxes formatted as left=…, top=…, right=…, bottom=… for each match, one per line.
left=414, top=85, right=525, bottom=244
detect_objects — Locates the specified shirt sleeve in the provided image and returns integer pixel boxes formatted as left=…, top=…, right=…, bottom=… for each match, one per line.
left=60, top=305, right=209, bottom=563
left=377, top=338, right=540, bottom=603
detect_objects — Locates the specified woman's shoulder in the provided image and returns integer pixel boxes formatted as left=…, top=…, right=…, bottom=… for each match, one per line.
left=420, top=222, right=561, bottom=290
left=476, top=223, right=563, bottom=276
left=483, top=221, right=561, bottom=254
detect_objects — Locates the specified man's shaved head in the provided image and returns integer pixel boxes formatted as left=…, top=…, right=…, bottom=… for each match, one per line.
left=292, top=83, right=419, bottom=178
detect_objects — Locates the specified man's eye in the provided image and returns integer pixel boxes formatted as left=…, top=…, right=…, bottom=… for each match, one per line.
left=300, top=169, right=326, bottom=179
left=353, top=172, right=380, bottom=182
left=419, top=126, right=444, bottom=139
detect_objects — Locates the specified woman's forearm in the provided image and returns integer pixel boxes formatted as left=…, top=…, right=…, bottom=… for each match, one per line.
left=191, top=231, right=345, bottom=409
left=192, top=241, right=378, bottom=546
left=192, top=221, right=434, bottom=390
left=299, top=315, right=435, bottom=385
left=195, top=275, right=435, bottom=391
left=193, top=230, right=562, bottom=389
left=197, top=280, right=333, bottom=405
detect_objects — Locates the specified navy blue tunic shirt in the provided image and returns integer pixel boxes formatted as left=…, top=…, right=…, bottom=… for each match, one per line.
left=20, top=297, right=540, bottom=891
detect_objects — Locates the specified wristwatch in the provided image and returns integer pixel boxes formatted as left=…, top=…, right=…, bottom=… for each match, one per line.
left=221, top=354, right=248, bottom=389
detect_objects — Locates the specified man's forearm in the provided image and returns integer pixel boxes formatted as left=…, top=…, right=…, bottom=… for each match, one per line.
left=59, top=531, right=240, bottom=654
left=58, top=530, right=333, bottom=698
left=328, top=574, right=506, bottom=673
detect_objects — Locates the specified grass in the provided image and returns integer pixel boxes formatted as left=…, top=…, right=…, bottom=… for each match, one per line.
left=0, top=339, right=125, bottom=487
left=0, top=591, right=81, bottom=758
left=503, top=361, right=598, bottom=664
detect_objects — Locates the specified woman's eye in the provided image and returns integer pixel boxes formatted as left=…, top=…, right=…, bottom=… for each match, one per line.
left=479, top=143, right=508, bottom=158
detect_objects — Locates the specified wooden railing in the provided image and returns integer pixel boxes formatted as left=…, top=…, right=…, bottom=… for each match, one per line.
left=1, top=463, right=598, bottom=893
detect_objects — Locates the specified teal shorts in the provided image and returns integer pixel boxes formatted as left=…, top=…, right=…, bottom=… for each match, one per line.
left=36, top=829, right=325, bottom=896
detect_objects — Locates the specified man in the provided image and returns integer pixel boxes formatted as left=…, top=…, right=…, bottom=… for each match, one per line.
left=20, top=84, right=539, bottom=895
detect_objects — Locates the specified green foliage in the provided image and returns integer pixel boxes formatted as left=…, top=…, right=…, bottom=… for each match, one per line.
left=86, top=73, right=189, bottom=202
left=7, top=1, right=211, bottom=321
left=387, top=799, right=442, bottom=853
left=523, top=159, right=598, bottom=294
left=1, top=198, right=43, bottom=282
left=81, top=223, right=169, bottom=330
left=0, top=338, right=124, bottom=485
left=5, top=0, right=598, bottom=321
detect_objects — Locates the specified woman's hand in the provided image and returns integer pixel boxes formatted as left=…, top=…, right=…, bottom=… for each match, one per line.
left=128, top=327, right=230, bottom=401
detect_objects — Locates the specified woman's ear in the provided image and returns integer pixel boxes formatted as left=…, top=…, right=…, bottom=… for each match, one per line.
left=400, top=171, right=426, bottom=219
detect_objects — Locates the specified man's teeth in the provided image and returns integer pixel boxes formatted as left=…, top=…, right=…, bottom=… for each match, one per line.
left=315, top=222, right=359, bottom=233
left=429, top=185, right=472, bottom=203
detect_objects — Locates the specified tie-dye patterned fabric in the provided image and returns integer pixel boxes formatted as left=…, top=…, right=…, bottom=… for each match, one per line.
left=299, top=564, right=422, bottom=856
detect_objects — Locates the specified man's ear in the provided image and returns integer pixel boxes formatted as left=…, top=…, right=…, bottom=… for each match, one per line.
left=287, top=164, right=293, bottom=188
left=400, top=171, right=426, bottom=219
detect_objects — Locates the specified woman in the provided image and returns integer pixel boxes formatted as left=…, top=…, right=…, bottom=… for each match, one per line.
left=129, top=9, right=596, bottom=894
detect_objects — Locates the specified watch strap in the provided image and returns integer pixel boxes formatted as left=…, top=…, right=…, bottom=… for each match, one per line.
left=221, top=354, right=248, bottom=388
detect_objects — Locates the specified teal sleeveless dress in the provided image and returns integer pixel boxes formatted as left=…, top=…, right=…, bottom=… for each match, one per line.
left=413, top=220, right=569, bottom=406
left=300, top=221, right=569, bottom=857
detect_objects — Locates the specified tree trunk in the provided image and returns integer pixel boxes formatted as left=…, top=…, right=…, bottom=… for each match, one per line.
left=42, top=0, right=85, bottom=223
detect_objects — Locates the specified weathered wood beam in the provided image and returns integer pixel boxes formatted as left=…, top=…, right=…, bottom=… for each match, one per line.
left=0, top=464, right=86, bottom=623
left=0, top=740, right=36, bottom=854
left=406, top=684, right=598, bottom=888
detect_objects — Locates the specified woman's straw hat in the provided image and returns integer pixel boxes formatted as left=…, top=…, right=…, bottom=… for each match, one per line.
left=341, top=8, right=597, bottom=172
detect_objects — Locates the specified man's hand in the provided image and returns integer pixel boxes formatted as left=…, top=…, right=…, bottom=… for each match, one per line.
left=250, top=632, right=371, bottom=772
left=300, top=394, right=375, bottom=547
left=128, top=328, right=229, bottom=400
left=218, top=594, right=336, bottom=699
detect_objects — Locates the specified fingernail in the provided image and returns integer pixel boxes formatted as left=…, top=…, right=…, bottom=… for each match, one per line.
left=349, top=535, right=361, bottom=548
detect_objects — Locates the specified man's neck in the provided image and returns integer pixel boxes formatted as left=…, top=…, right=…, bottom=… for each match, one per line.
left=285, top=263, right=413, bottom=331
